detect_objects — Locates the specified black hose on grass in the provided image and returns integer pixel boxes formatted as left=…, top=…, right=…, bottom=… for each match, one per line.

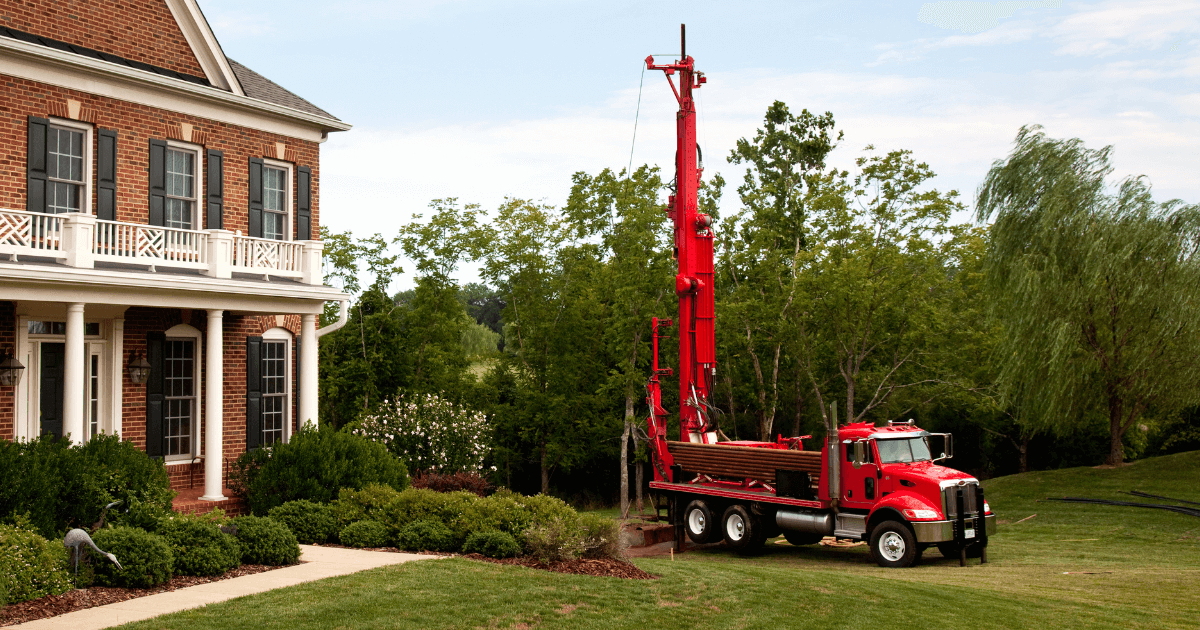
left=1123, top=490, right=1200, bottom=507
left=1044, top=497, right=1200, bottom=519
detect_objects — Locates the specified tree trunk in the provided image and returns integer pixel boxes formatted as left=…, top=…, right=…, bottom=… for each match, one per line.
left=620, top=396, right=632, bottom=518
left=540, top=441, right=550, bottom=494
left=792, top=375, right=805, bottom=437
left=1106, top=393, right=1125, bottom=466
left=635, top=445, right=644, bottom=514
left=1018, top=434, right=1029, bottom=474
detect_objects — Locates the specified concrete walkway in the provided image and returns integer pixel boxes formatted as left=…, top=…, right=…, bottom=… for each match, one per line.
left=12, top=546, right=433, bottom=630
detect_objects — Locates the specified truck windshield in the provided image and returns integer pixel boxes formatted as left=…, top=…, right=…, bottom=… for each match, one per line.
left=876, top=437, right=933, bottom=463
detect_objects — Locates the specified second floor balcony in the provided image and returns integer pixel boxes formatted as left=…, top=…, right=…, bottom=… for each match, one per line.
left=0, top=208, right=324, bottom=285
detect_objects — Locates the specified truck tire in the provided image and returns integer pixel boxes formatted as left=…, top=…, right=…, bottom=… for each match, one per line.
left=684, top=499, right=719, bottom=544
left=722, top=504, right=765, bottom=553
left=783, top=531, right=824, bottom=546
left=869, top=520, right=918, bottom=568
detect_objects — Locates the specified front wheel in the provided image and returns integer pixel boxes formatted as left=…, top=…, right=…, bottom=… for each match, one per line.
left=683, top=500, right=719, bottom=544
left=869, top=520, right=918, bottom=568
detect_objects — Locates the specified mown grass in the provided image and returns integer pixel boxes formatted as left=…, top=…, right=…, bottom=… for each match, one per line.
left=118, top=451, right=1200, bottom=630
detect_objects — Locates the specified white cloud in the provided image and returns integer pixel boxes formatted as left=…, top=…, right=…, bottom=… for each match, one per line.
left=918, top=0, right=1062, bottom=35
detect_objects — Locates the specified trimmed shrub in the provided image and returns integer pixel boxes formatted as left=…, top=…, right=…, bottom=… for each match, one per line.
left=460, top=491, right=533, bottom=539
left=578, top=512, right=625, bottom=559
left=111, top=497, right=174, bottom=533
left=91, top=526, right=174, bottom=588
left=157, top=516, right=241, bottom=576
left=339, top=520, right=389, bottom=548
left=0, top=434, right=174, bottom=539
left=377, top=489, right=480, bottom=547
left=231, top=424, right=409, bottom=515
left=397, top=520, right=455, bottom=552
left=0, top=522, right=72, bottom=605
left=462, top=530, right=520, bottom=559
left=232, top=516, right=300, bottom=566
left=521, top=494, right=577, bottom=527
left=523, top=517, right=586, bottom=563
left=411, top=471, right=494, bottom=496
left=268, top=500, right=339, bottom=544
left=332, top=483, right=401, bottom=528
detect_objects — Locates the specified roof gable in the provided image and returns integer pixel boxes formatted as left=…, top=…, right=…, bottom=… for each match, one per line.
left=164, top=0, right=243, bottom=95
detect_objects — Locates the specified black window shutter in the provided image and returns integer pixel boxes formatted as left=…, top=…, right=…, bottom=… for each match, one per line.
left=294, top=336, right=301, bottom=431
left=206, top=149, right=224, bottom=229
left=96, top=129, right=118, bottom=221
left=26, top=116, right=49, bottom=213
left=248, top=158, right=264, bottom=238
left=246, top=335, right=263, bottom=449
left=145, top=333, right=166, bottom=458
left=148, top=139, right=167, bottom=226
left=296, top=166, right=312, bottom=240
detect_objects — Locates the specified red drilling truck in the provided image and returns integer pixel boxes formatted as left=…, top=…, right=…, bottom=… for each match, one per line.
left=641, top=27, right=995, bottom=568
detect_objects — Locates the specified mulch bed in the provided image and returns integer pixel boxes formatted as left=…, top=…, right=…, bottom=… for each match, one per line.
left=460, top=553, right=657, bottom=579
left=0, top=564, right=288, bottom=627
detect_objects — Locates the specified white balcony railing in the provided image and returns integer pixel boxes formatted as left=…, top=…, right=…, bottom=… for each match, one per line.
left=93, top=220, right=209, bottom=270
left=0, top=208, right=66, bottom=260
left=0, top=208, right=324, bottom=285
left=231, top=233, right=304, bottom=279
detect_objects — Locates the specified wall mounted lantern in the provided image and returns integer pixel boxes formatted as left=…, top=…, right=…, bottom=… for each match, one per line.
left=127, top=351, right=152, bottom=385
left=0, top=350, right=24, bottom=387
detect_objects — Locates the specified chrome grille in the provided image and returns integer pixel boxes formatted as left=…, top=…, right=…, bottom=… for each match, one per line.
left=943, top=482, right=979, bottom=518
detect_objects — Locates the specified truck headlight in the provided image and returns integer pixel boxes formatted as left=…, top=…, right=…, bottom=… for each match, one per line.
left=902, top=509, right=939, bottom=520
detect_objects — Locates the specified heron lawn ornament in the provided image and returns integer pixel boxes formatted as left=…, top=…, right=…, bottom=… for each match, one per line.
left=91, top=500, right=123, bottom=531
left=63, top=528, right=122, bottom=578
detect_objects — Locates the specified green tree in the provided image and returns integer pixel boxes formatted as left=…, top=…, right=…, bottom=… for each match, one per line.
left=976, top=125, right=1200, bottom=465
left=565, top=165, right=672, bottom=516
left=480, top=199, right=612, bottom=494
left=720, top=101, right=840, bottom=439
left=793, top=147, right=972, bottom=426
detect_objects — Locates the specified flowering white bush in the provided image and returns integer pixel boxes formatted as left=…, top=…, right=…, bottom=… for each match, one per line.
left=353, top=393, right=492, bottom=475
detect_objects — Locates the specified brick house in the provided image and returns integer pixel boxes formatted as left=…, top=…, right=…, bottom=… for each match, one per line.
left=0, top=0, right=350, bottom=510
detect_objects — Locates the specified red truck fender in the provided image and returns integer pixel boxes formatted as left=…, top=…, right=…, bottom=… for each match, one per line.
left=868, top=493, right=943, bottom=533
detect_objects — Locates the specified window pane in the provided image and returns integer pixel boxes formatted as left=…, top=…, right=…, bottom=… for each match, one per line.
left=164, top=340, right=195, bottom=457
left=261, top=341, right=287, bottom=445
left=264, top=212, right=284, bottom=240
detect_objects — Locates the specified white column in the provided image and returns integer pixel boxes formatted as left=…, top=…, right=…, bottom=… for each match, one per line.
left=299, top=314, right=318, bottom=428
left=201, top=309, right=225, bottom=501
left=63, top=303, right=86, bottom=444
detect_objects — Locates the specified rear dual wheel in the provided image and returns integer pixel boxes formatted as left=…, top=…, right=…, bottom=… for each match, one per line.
left=684, top=500, right=719, bottom=544
left=722, top=504, right=766, bottom=554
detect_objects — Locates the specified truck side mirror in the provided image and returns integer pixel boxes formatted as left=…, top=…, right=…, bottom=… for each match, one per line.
left=852, top=441, right=865, bottom=469
left=932, top=433, right=953, bottom=462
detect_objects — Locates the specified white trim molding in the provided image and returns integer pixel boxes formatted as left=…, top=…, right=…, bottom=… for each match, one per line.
left=163, top=0, right=244, bottom=96
left=0, top=36, right=351, bottom=142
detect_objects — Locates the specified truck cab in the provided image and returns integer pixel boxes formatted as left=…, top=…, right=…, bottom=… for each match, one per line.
left=827, top=421, right=996, bottom=567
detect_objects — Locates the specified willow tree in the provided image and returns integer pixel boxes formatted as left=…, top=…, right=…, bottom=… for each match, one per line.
left=977, top=125, right=1200, bottom=465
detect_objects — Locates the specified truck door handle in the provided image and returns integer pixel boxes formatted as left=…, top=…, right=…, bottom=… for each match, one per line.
left=877, top=468, right=883, bottom=479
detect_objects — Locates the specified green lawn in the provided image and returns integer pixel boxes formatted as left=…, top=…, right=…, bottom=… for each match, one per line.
left=119, top=451, right=1200, bottom=630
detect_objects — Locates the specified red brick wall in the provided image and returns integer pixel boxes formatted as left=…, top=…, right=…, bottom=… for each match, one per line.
left=0, top=0, right=207, bottom=78
left=0, top=75, right=322, bottom=239
left=120, top=309, right=301, bottom=491
left=0, top=302, right=15, bottom=440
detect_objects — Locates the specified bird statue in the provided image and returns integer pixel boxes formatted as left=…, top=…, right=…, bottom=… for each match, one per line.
left=90, top=500, right=123, bottom=532
left=63, top=528, right=122, bottom=578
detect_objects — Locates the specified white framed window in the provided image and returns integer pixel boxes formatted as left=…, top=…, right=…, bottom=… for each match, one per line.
left=261, top=327, right=293, bottom=445
left=46, top=118, right=93, bottom=215
left=163, top=324, right=202, bottom=462
left=165, top=142, right=202, bottom=230
left=262, top=159, right=292, bottom=241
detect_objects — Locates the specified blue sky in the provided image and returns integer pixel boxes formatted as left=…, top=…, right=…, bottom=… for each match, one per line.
left=201, top=0, right=1200, bottom=287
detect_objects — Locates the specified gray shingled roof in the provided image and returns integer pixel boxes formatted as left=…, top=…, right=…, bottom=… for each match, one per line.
left=227, top=58, right=339, bottom=121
